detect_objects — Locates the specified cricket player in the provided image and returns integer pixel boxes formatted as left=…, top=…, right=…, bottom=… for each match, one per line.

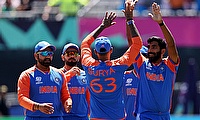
left=60, top=43, right=90, bottom=120
left=123, top=70, right=138, bottom=120
left=17, top=41, right=75, bottom=120
left=123, top=46, right=148, bottom=120
left=80, top=4, right=142, bottom=119
left=127, top=2, right=180, bottom=120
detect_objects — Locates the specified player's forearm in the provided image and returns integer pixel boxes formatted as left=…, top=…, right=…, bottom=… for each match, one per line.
left=61, top=94, right=71, bottom=106
left=159, top=21, right=176, bottom=47
left=90, top=24, right=106, bottom=39
left=125, top=19, right=143, bottom=65
left=126, top=23, right=132, bottom=47
left=127, top=20, right=142, bottom=47
left=18, top=96, right=35, bottom=111
left=127, top=20, right=141, bottom=38
left=159, top=21, right=179, bottom=61
left=61, top=78, right=71, bottom=104
left=126, top=20, right=141, bottom=47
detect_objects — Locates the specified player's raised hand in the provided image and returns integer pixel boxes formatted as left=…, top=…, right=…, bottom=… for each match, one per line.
left=101, top=11, right=116, bottom=28
left=38, top=103, right=54, bottom=114
left=148, top=2, right=163, bottom=23
left=122, top=0, right=138, bottom=19
left=64, top=98, right=72, bottom=113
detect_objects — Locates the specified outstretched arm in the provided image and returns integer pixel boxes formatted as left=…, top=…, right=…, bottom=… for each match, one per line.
left=81, top=12, right=117, bottom=66
left=118, top=0, right=142, bottom=66
left=123, top=0, right=141, bottom=46
left=90, top=12, right=117, bottom=39
left=149, top=2, right=179, bottom=63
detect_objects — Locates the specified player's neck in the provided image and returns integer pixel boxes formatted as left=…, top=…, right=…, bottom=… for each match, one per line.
left=98, top=56, right=110, bottom=62
left=97, top=52, right=111, bottom=61
left=64, top=65, right=76, bottom=71
left=152, top=59, right=162, bottom=66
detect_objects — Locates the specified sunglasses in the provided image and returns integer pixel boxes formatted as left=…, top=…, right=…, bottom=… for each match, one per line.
left=64, top=51, right=79, bottom=57
left=37, top=51, right=54, bottom=56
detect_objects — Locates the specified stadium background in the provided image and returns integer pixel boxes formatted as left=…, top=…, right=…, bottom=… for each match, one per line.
left=0, top=0, right=200, bottom=119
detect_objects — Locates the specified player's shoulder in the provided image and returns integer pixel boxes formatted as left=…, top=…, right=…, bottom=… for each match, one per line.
left=163, top=56, right=180, bottom=64
left=58, top=67, right=65, bottom=73
left=50, top=66, right=64, bottom=74
left=22, top=66, right=35, bottom=74
left=50, top=66, right=60, bottom=71
left=19, top=66, right=36, bottom=78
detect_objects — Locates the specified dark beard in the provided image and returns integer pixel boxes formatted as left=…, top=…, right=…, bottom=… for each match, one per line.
left=147, top=51, right=161, bottom=63
left=38, top=58, right=52, bottom=67
left=65, top=61, right=77, bottom=67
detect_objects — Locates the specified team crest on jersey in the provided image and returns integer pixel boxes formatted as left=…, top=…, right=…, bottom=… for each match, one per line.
left=78, top=77, right=87, bottom=85
left=54, top=77, right=60, bottom=83
left=77, top=72, right=87, bottom=85
left=125, top=78, right=133, bottom=86
left=81, top=78, right=86, bottom=84
left=160, top=66, right=164, bottom=71
left=36, top=77, right=43, bottom=84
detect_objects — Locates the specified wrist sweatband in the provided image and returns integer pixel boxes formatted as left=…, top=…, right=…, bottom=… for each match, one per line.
left=127, top=20, right=134, bottom=25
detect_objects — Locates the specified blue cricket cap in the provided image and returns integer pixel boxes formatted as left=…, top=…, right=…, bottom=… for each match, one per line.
left=34, top=41, right=56, bottom=53
left=62, top=43, right=79, bottom=54
left=95, top=36, right=112, bottom=54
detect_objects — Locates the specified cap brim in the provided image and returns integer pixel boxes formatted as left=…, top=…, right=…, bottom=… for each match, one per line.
left=67, top=46, right=79, bottom=51
left=40, top=45, right=56, bottom=52
left=62, top=45, right=79, bottom=54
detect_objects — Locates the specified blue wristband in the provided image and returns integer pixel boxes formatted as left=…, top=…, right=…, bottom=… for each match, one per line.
left=127, top=20, right=134, bottom=25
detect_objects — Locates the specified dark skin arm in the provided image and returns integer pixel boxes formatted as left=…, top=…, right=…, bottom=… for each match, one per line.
left=149, top=2, right=179, bottom=63
left=90, top=12, right=117, bottom=39
left=123, top=0, right=141, bottom=46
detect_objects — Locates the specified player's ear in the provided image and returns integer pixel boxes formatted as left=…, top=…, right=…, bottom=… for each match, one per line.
left=61, top=54, right=65, bottom=61
left=94, top=49, right=98, bottom=55
left=77, top=54, right=81, bottom=61
left=110, top=47, right=113, bottom=54
left=34, top=53, right=38, bottom=60
left=161, top=49, right=166, bottom=55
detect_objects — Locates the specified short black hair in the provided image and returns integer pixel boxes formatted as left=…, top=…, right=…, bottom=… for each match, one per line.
left=147, top=36, right=166, bottom=49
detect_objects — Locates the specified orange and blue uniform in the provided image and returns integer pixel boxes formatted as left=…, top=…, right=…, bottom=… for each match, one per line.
left=134, top=55, right=180, bottom=119
left=17, top=66, right=71, bottom=120
left=123, top=70, right=138, bottom=120
left=81, top=35, right=142, bottom=119
left=61, top=69, right=90, bottom=120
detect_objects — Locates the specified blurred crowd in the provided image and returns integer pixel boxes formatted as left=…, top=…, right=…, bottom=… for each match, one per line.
left=0, top=85, right=9, bottom=116
left=119, top=0, right=200, bottom=15
left=0, top=0, right=89, bottom=19
left=1, top=0, right=200, bottom=17
left=0, top=0, right=33, bottom=11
